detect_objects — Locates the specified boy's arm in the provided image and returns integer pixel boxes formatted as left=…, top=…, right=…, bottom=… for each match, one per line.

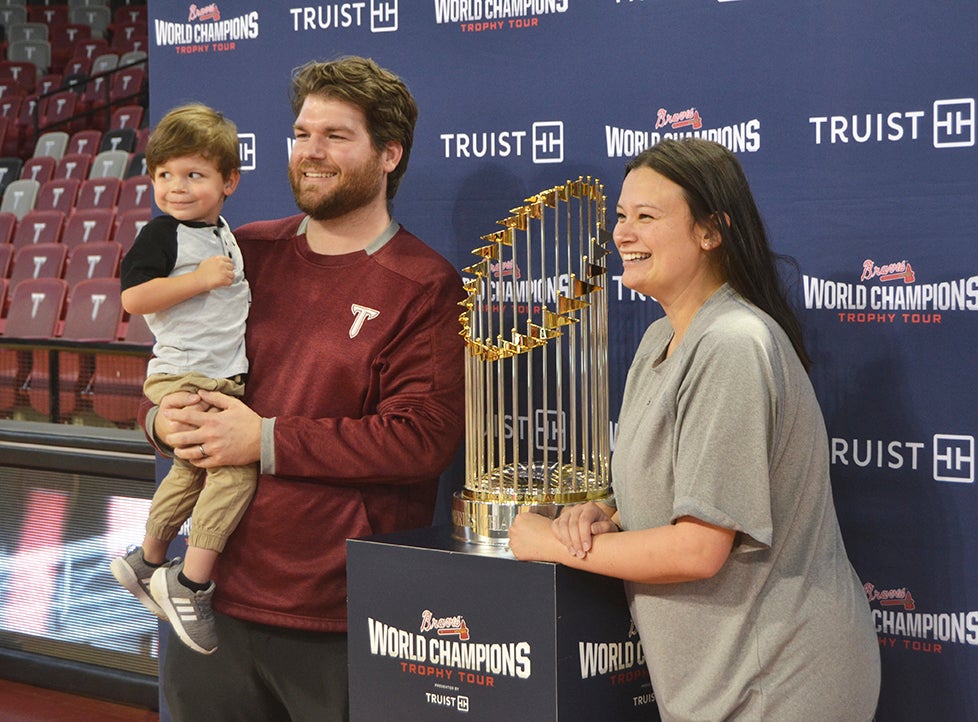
left=122, top=255, right=235, bottom=315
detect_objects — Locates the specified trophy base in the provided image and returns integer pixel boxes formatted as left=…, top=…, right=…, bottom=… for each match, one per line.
left=451, top=489, right=610, bottom=550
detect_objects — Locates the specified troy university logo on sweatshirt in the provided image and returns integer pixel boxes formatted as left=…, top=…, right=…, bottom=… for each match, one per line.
left=349, top=304, right=380, bottom=338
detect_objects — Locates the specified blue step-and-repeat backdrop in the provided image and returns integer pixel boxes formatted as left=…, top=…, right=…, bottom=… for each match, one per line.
left=147, top=2, right=977, bottom=719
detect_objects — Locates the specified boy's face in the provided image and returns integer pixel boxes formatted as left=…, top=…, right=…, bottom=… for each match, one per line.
left=151, top=154, right=239, bottom=226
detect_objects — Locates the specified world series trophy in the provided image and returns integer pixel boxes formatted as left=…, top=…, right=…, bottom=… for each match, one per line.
left=452, top=177, right=613, bottom=549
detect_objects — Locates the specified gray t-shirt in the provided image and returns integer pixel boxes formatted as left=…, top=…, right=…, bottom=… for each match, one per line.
left=613, top=284, right=879, bottom=721
left=121, top=214, right=249, bottom=379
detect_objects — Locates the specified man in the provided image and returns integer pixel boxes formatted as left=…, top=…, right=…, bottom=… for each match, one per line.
left=146, top=56, right=466, bottom=721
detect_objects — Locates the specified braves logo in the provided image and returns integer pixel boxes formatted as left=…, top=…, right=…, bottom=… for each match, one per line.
left=349, top=304, right=380, bottom=338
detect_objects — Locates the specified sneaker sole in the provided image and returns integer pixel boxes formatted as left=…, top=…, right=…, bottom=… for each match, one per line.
left=150, top=570, right=217, bottom=655
left=110, top=557, right=167, bottom=619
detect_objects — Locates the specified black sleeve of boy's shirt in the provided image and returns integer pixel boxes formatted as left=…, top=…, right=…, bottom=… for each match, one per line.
left=120, top=214, right=180, bottom=291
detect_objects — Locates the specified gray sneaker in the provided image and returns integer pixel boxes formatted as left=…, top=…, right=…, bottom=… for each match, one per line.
left=150, top=561, right=218, bottom=655
left=110, top=547, right=176, bottom=619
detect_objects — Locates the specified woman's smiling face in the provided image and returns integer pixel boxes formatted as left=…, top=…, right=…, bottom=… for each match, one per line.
left=612, top=165, right=716, bottom=305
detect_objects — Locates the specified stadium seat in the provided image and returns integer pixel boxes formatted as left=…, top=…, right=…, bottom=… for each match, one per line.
left=109, top=66, right=144, bottom=103
left=29, top=6, right=72, bottom=26
left=0, top=6, right=28, bottom=27
left=133, top=126, right=148, bottom=153
left=89, top=149, right=129, bottom=179
left=67, top=129, right=102, bottom=156
left=90, top=52, right=119, bottom=76
left=112, top=206, right=150, bottom=253
left=3, top=277, right=67, bottom=338
left=120, top=312, right=153, bottom=346
left=0, top=60, right=37, bottom=94
left=7, top=40, right=51, bottom=75
left=76, top=176, right=120, bottom=210
left=110, top=21, right=144, bottom=52
left=100, top=127, right=136, bottom=153
left=54, top=153, right=92, bottom=181
left=0, top=212, right=17, bottom=246
left=37, top=91, right=78, bottom=134
left=124, top=151, right=145, bottom=178
left=0, top=80, right=25, bottom=103
left=33, top=131, right=70, bottom=160
left=114, top=5, right=149, bottom=26
left=119, top=50, right=147, bottom=71
left=0, top=156, right=24, bottom=196
left=35, top=177, right=81, bottom=214
left=0, top=243, right=12, bottom=278
left=11, top=209, right=64, bottom=250
left=91, top=309, right=151, bottom=425
left=49, top=23, right=91, bottom=71
left=117, top=174, right=151, bottom=213
left=70, top=5, right=112, bottom=39
left=36, top=73, right=63, bottom=97
left=62, top=277, right=123, bottom=342
left=0, top=99, right=24, bottom=156
left=0, top=178, right=39, bottom=219
left=20, top=155, right=56, bottom=184
left=109, top=104, right=142, bottom=131
left=71, top=36, right=110, bottom=63
left=6, top=22, right=49, bottom=45
left=63, top=54, right=93, bottom=79
left=61, top=208, right=115, bottom=249
left=63, top=240, right=121, bottom=286
left=9, top=242, right=67, bottom=289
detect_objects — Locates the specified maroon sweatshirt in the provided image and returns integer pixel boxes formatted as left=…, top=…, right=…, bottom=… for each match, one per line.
left=147, top=215, right=466, bottom=632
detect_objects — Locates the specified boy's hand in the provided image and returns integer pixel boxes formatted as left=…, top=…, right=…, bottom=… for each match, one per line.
left=197, top=255, right=235, bottom=290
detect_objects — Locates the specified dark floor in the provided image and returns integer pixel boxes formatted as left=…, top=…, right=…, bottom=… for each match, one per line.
left=0, top=679, right=158, bottom=722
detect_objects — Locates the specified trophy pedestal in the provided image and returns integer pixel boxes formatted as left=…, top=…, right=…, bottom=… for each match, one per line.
left=347, top=524, right=659, bottom=721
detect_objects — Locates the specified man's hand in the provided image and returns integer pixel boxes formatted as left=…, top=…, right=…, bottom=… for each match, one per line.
left=165, top=389, right=262, bottom=468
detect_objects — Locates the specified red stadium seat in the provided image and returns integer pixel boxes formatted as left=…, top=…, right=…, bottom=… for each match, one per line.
left=35, top=177, right=81, bottom=215
left=9, top=242, right=67, bottom=290
left=63, top=240, right=121, bottom=286
left=11, top=210, right=64, bottom=250
left=54, top=153, right=93, bottom=181
left=62, top=277, right=123, bottom=342
left=67, top=129, right=103, bottom=157
left=3, top=277, right=67, bottom=339
left=61, top=208, right=115, bottom=249
left=0, top=244, right=12, bottom=279
left=29, top=277, right=122, bottom=419
left=76, top=176, right=121, bottom=210
left=120, top=312, right=153, bottom=346
left=20, top=156, right=57, bottom=185
left=109, top=104, right=142, bottom=131
left=117, top=174, right=152, bottom=214
left=0, top=212, right=17, bottom=245
left=113, top=207, right=150, bottom=253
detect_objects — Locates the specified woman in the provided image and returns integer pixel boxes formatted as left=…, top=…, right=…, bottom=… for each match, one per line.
left=509, top=138, right=880, bottom=721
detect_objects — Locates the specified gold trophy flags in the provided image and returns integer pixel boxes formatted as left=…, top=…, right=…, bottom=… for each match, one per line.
left=453, top=177, right=612, bottom=547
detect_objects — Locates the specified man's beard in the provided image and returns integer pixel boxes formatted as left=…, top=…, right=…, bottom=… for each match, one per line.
left=289, top=154, right=386, bottom=221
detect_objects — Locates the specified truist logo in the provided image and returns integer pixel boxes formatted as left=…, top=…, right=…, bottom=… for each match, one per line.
left=419, top=609, right=470, bottom=641
left=861, top=259, right=915, bottom=284
left=865, top=582, right=916, bottom=611
left=349, top=304, right=379, bottom=338
left=189, top=3, right=220, bottom=21
left=656, top=107, right=703, bottom=131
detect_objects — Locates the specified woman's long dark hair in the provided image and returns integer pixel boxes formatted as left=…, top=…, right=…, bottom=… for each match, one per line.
left=625, top=138, right=811, bottom=371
